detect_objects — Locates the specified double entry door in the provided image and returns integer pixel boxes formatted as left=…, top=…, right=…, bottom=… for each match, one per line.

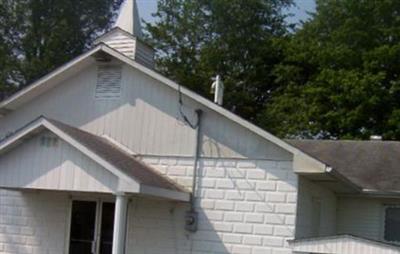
left=69, top=200, right=115, bottom=254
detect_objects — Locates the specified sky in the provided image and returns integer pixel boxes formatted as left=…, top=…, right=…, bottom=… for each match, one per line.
left=136, top=0, right=317, bottom=25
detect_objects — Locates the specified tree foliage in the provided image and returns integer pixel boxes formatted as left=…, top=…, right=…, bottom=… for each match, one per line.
left=4, top=0, right=400, bottom=140
left=145, top=0, right=293, bottom=120
left=261, top=0, right=400, bottom=139
left=0, top=0, right=123, bottom=98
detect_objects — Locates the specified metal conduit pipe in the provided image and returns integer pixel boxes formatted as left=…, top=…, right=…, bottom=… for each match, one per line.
left=185, top=109, right=203, bottom=232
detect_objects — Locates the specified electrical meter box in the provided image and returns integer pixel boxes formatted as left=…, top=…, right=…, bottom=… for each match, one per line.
left=185, top=210, right=198, bottom=232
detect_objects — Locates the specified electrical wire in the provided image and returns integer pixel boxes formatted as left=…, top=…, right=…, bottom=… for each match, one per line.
left=178, top=84, right=199, bottom=129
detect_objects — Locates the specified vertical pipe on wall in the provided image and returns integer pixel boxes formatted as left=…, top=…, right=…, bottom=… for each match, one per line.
left=191, top=109, right=203, bottom=208
left=185, top=109, right=203, bottom=232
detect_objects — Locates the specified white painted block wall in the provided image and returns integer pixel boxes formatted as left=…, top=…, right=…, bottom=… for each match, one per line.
left=0, top=156, right=298, bottom=254
left=0, top=189, right=68, bottom=254
left=130, top=156, right=298, bottom=254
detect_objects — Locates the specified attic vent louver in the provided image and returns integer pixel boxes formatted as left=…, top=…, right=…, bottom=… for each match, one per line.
left=95, top=66, right=122, bottom=99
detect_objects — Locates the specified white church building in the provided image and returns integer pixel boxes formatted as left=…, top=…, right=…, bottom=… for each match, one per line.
left=1, top=1, right=400, bottom=254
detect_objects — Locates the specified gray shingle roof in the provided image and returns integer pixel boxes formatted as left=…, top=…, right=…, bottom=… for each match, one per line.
left=47, top=118, right=187, bottom=192
left=287, top=139, right=400, bottom=192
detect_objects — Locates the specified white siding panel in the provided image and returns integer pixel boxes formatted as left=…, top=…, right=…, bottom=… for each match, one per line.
left=0, top=131, right=118, bottom=193
left=0, top=64, right=292, bottom=160
left=290, top=235, right=400, bottom=254
left=103, top=31, right=137, bottom=59
left=135, top=40, right=155, bottom=68
left=337, top=197, right=385, bottom=240
left=295, top=177, right=337, bottom=238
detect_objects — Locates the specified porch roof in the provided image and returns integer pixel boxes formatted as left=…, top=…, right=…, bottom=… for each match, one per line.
left=289, top=235, right=400, bottom=254
left=0, top=116, right=189, bottom=201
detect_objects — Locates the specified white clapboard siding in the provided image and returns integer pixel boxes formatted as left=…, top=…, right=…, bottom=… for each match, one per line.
left=134, top=40, right=155, bottom=69
left=101, top=29, right=155, bottom=69
left=0, top=130, right=118, bottom=193
left=0, top=64, right=291, bottom=161
left=295, top=177, right=337, bottom=238
left=336, top=197, right=385, bottom=240
left=102, top=32, right=137, bottom=59
left=290, top=235, right=400, bottom=254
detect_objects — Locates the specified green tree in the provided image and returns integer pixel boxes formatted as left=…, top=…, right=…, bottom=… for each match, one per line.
left=145, top=0, right=293, bottom=120
left=261, top=0, right=400, bottom=139
left=0, top=0, right=123, bottom=98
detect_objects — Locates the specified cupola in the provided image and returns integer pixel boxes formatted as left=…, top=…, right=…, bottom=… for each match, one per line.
left=94, top=0, right=155, bottom=69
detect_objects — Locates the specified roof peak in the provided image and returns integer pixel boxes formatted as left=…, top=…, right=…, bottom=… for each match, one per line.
left=115, top=0, right=142, bottom=37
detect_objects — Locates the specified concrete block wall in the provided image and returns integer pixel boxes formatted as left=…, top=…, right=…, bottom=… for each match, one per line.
left=0, top=189, right=68, bottom=254
left=130, top=156, right=298, bottom=254
left=0, top=156, right=298, bottom=254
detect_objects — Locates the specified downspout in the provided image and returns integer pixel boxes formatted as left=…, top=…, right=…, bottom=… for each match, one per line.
left=185, top=109, right=203, bottom=232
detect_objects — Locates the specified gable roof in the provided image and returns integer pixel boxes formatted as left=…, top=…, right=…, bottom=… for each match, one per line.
left=0, top=43, right=327, bottom=174
left=0, top=45, right=102, bottom=112
left=0, top=116, right=189, bottom=201
left=1, top=43, right=398, bottom=195
left=288, top=139, right=400, bottom=193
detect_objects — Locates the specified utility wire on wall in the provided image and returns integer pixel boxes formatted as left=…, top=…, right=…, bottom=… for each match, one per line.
left=178, top=84, right=199, bottom=129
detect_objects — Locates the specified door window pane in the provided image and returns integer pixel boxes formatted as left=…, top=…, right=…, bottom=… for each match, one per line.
left=69, top=201, right=97, bottom=254
left=384, top=207, right=400, bottom=242
left=100, top=202, right=115, bottom=254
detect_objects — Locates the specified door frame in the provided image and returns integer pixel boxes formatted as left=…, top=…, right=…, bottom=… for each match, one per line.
left=64, top=195, right=115, bottom=254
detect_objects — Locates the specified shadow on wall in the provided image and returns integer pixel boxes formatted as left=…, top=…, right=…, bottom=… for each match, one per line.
left=0, top=130, right=119, bottom=192
left=0, top=153, right=297, bottom=254
left=195, top=158, right=297, bottom=252
left=0, top=63, right=292, bottom=160
left=125, top=197, right=230, bottom=254
left=0, top=60, right=297, bottom=253
left=141, top=155, right=297, bottom=253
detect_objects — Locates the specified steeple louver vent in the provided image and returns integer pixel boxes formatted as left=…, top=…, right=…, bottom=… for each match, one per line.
left=95, top=66, right=122, bottom=99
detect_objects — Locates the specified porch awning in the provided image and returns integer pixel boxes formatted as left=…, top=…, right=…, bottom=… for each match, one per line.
left=0, top=116, right=190, bottom=201
left=289, top=235, right=400, bottom=254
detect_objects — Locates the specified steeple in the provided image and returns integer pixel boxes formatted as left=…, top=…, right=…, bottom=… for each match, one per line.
left=94, top=0, right=155, bottom=69
left=115, top=0, right=143, bottom=38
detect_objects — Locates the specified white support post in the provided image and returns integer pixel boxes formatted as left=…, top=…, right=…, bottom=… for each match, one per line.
left=112, top=193, right=128, bottom=254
